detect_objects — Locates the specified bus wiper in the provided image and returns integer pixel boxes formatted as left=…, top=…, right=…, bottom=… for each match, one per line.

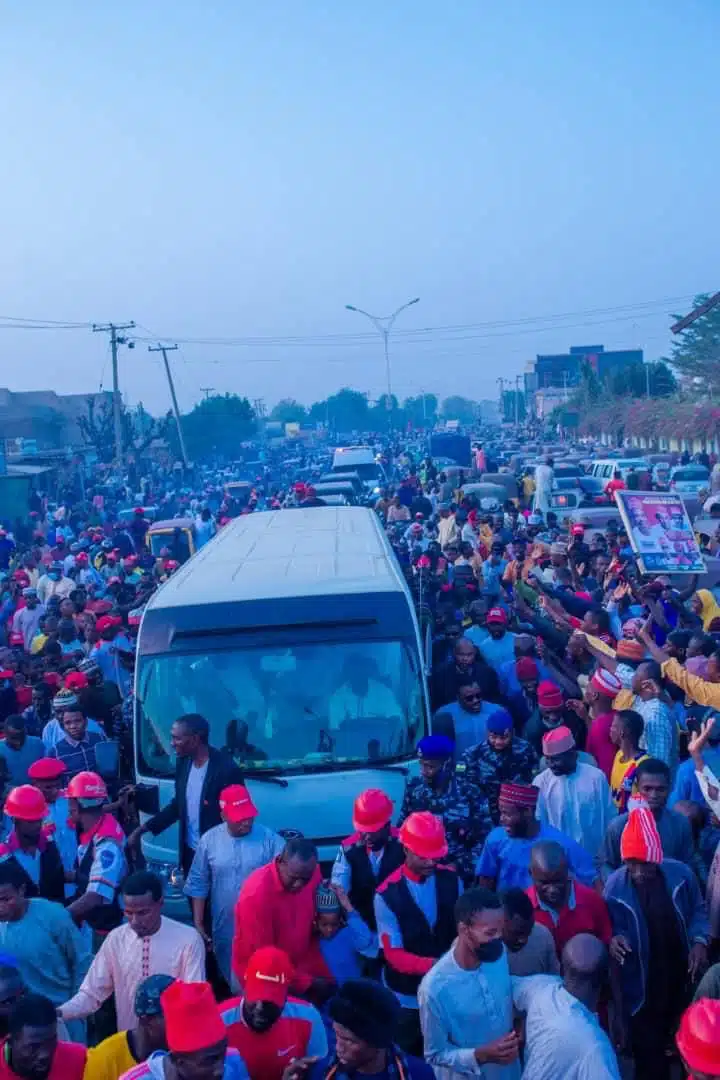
left=365, top=762, right=410, bottom=775
left=237, top=768, right=289, bottom=788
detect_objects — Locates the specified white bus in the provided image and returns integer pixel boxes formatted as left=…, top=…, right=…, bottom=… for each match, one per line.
left=134, top=507, right=428, bottom=909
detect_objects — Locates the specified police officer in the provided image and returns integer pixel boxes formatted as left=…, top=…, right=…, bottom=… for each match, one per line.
left=399, top=735, right=492, bottom=885
left=331, top=789, right=404, bottom=932
left=65, top=772, right=127, bottom=937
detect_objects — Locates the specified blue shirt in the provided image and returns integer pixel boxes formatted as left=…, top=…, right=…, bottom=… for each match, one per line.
left=433, top=700, right=497, bottom=754
left=0, top=736, right=45, bottom=785
left=466, top=626, right=517, bottom=669
left=476, top=824, right=597, bottom=892
left=670, top=748, right=720, bottom=808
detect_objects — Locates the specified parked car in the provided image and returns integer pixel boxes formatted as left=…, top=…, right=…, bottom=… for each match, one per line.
left=669, top=465, right=711, bottom=497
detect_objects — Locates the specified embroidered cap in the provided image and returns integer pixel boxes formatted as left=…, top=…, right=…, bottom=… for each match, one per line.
left=244, top=946, right=294, bottom=1007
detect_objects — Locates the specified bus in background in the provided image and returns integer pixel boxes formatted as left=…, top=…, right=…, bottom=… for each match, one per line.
left=134, top=506, right=428, bottom=912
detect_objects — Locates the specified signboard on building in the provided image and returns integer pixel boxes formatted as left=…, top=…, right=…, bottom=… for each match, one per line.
left=615, top=490, right=705, bottom=575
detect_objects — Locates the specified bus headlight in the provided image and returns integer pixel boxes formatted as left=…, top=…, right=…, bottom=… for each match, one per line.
left=145, top=859, right=185, bottom=899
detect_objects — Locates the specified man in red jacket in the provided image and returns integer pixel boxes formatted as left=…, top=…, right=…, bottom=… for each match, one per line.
left=527, top=840, right=611, bottom=956
left=232, top=838, right=332, bottom=1003
left=0, top=993, right=86, bottom=1080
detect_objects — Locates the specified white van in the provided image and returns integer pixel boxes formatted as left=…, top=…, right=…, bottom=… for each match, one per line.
left=332, top=446, right=387, bottom=492
left=588, top=458, right=650, bottom=483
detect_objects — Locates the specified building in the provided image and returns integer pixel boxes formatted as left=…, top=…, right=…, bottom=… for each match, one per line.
left=534, top=345, right=643, bottom=390
left=0, top=389, right=112, bottom=448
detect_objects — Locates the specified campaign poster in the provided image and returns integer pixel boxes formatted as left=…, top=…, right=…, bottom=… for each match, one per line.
left=615, top=490, right=706, bottom=575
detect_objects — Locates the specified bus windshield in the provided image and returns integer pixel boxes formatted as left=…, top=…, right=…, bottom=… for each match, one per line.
left=136, top=639, right=424, bottom=777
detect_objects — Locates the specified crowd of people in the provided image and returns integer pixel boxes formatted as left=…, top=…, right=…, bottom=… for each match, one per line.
left=3, top=447, right=720, bottom=1078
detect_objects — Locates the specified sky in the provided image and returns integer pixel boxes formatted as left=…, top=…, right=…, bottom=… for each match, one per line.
left=1, top=1, right=718, bottom=415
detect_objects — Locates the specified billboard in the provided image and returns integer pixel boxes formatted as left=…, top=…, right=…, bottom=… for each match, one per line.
left=615, top=490, right=705, bottom=575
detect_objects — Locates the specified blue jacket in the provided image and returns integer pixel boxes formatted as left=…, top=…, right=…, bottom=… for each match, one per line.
left=604, top=859, right=709, bottom=1017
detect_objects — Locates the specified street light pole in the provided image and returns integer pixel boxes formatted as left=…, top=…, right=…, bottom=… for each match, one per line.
left=345, top=298, right=420, bottom=418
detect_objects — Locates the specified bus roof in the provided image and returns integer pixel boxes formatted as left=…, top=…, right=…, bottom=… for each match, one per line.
left=144, top=507, right=408, bottom=611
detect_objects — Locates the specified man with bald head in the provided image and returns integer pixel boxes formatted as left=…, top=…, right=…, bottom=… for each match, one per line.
left=512, top=933, right=621, bottom=1078
left=527, top=840, right=612, bottom=957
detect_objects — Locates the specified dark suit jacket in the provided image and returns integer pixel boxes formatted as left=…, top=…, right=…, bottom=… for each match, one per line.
left=145, top=746, right=244, bottom=862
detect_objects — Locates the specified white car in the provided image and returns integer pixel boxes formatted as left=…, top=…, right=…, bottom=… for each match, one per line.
left=669, top=465, right=710, bottom=496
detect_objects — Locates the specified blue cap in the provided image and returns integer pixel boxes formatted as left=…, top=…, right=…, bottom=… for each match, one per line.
left=417, top=735, right=455, bottom=759
left=487, top=709, right=514, bottom=734
left=135, top=974, right=176, bottom=1017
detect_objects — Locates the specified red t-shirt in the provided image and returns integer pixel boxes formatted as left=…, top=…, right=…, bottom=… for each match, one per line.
left=586, top=713, right=616, bottom=781
left=221, top=996, right=327, bottom=1080
left=527, top=881, right=612, bottom=955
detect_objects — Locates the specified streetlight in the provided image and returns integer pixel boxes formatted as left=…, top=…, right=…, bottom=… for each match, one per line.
left=345, top=298, right=420, bottom=414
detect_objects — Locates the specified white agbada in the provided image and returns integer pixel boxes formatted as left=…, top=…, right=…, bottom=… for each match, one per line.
left=533, top=762, right=616, bottom=859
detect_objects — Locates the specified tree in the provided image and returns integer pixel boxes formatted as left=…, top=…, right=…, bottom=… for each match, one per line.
left=440, top=396, right=477, bottom=425
left=181, top=394, right=256, bottom=459
left=403, top=394, right=438, bottom=429
left=315, top=388, right=369, bottom=432
left=270, top=398, right=306, bottom=423
left=78, top=395, right=171, bottom=463
left=666, top=293, right=720, bottom=395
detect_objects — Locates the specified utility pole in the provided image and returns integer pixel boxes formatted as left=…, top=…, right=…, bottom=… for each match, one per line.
left=200, top=387, right=215, bottom=401
left=149, top=343, right=189, bottom=469
left=515, top=374, right=522, bottom=429
left=345, top=298, right=420, bottom=427
left=92, top=322, right=135, bottom=468
left=497, top=377, right=507, bottom=422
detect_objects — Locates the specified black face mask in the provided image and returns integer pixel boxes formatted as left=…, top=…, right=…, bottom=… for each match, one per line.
left=474, top=938, right=504, bottom=964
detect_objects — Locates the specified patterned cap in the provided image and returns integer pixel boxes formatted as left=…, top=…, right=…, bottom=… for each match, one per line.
left=590, top=669, right=622, bottom=698
left=542, top=725, right=576, bottom=756
left=498, top=782, right=538, bottom=808
left=616, top=639, right=645, bottom=662
left=52, top=688, right=79, bottom=713
left=486, top=607, right=508, bottom=625
left=315, top=880, right=341, bottom=913
left=620, top=805, right=663, bottom=863
left=134, top=974, right=176, bottom=1017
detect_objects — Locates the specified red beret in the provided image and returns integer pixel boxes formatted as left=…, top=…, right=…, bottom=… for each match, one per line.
left=537, top=680, right=564, bottom=709
left=27, top=758, right=67, bottom=781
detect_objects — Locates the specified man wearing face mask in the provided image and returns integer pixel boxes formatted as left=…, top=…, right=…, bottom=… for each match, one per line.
left=331, top=790, right=404, bottom=934
left=36, top=564, right=73, bottom=607
left=418, top=887, right=520, bottom=1079
left=533, top=727, right=616, bottom=860
left=220, top=947, right=326, bottom=1080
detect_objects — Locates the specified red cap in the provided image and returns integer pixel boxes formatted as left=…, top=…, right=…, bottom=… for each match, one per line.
left=499, top=782, right=539, bottom=808
left=571, top=524, right=585, bottom=536
left=218, top=785, right=258, bottom=823
left=399, top=811, right=448, bottom=860
left=542, top=725, right=576, bottom=756
left=244, top=947, right=293, bottom=1007
left=66, top=771, right=107, bottom=801
left=43, top=672, right=62, bottom=690
left=75, top=552, right=89, bottom=564
left=161, top=981, right=225, bottom=1054
left=134, top=507, right=144, bottom=514
left=537, top=680, right=563, bottom=709
left=620, top=805, right=663, bottom=864
left=28, top=758, right=67, bottom=781
left=95, top=616, right=114, bottom=632
left=486, top=607, right=508, bottom=625
left=352, top=789, right=393, bottom=833
left=515, top=657, right=538, bottom=681
left=64, top=672, right=88, bottom=691
left=5, top=785, right=49, bottom=822
left=676, top=998, right=720, bottom=1075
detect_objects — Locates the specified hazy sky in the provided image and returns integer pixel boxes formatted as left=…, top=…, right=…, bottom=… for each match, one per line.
left=1, top=1, right=717, bottom=414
